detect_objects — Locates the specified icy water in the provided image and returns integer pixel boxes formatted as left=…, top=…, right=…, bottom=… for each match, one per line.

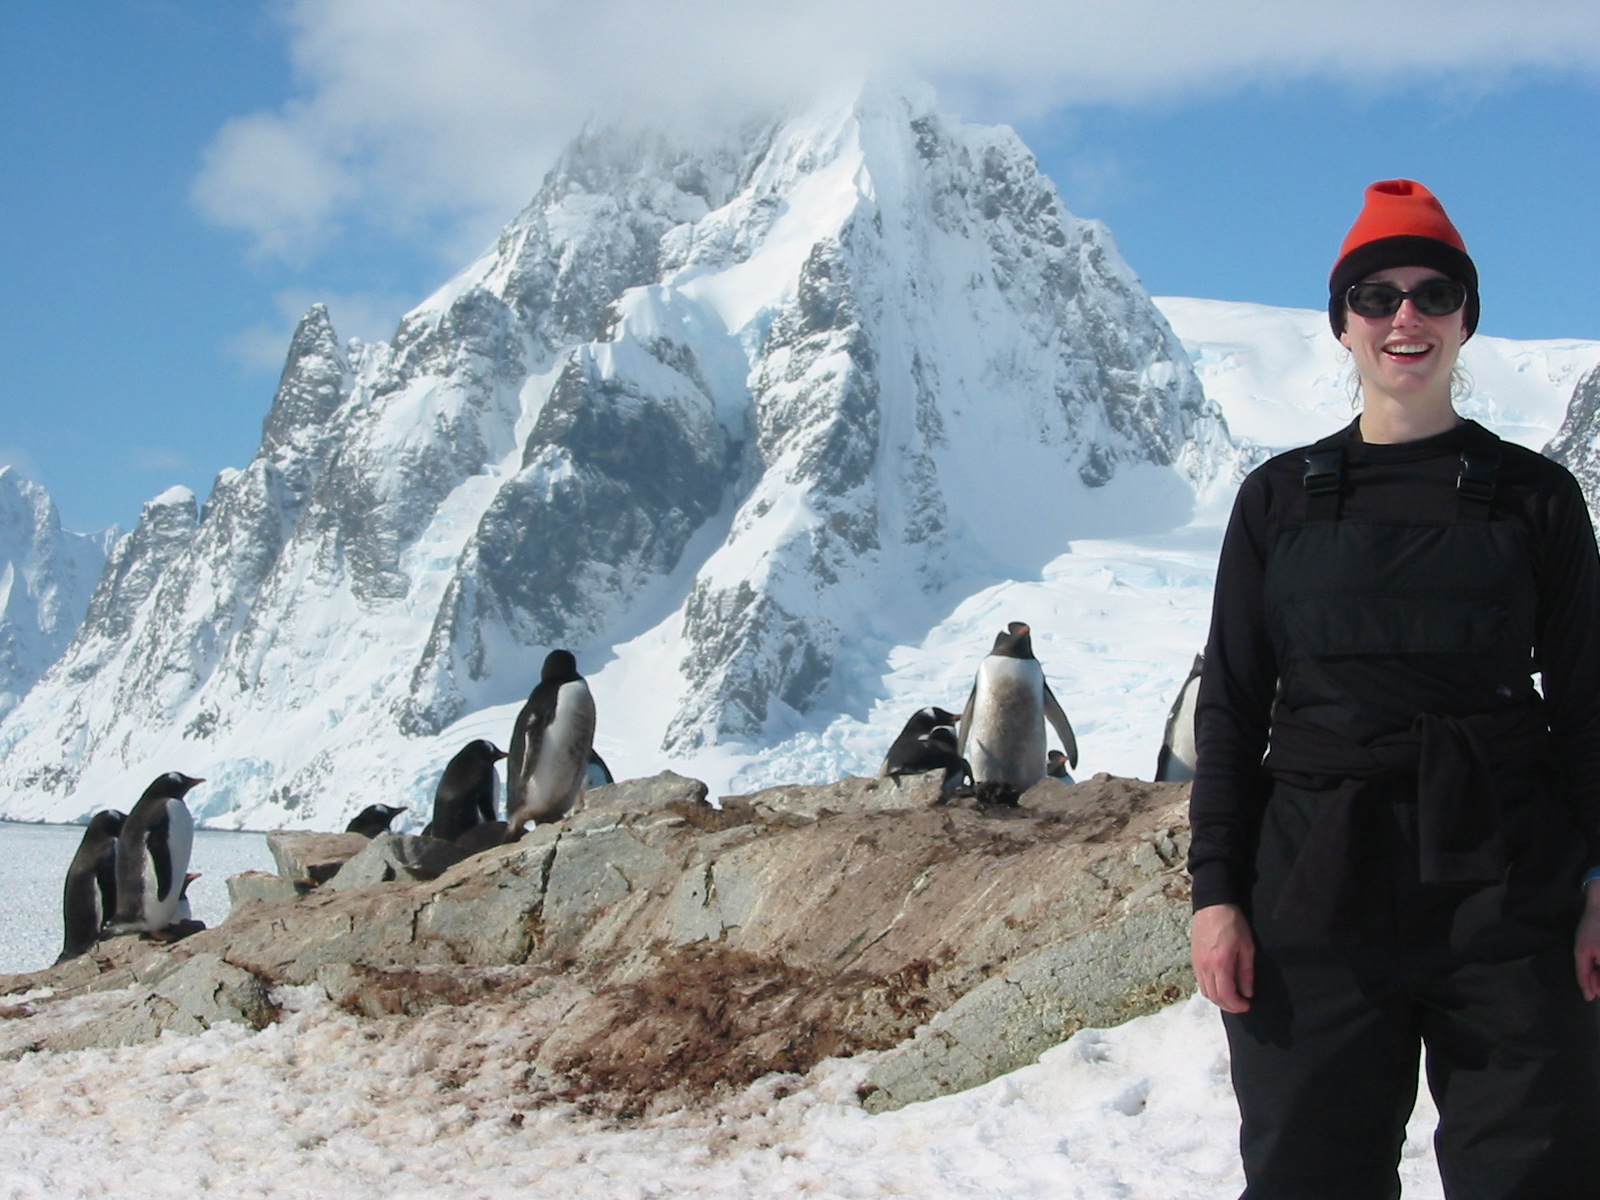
left=0, top=820, right=273, bottom=974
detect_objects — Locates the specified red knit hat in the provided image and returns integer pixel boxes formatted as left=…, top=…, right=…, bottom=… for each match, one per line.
left=1328, top=179, right=1478, bottom=339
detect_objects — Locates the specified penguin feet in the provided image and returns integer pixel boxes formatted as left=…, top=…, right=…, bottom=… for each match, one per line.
left=144, top=919, right=207, bottom=944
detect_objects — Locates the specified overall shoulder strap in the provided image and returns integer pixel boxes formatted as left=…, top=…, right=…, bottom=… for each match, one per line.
left=1456, top=423, right=1502, bottom=521
left=1303, top=436, right=1345, bottom=521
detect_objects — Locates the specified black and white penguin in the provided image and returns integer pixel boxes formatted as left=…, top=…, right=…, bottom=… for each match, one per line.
left=57, top=809, right=126, bottom=963
left=346, top=803, right=408, bottom=837
left=585, top=749, right=614, bottom=789
left=1155, top=652, right=1204, bottom=783
left=958, top=622, right=1079, bottom=791
left=110, top=772, right=203, bottom=936
left=174, top=872, right=201, bottom=923
left=421, top=738, right=506, bottom=841
left=877, top=706, right=962, bottom=778
left=505, top=650, right=595, bottom=840
left=1046, top=749, right=1073, bottom=782
left=886, top=725, right=973, bottom=790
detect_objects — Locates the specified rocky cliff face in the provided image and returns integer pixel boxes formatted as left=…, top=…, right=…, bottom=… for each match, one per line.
left=0, top=469, right=107, bottom=724
left=1544, top=361, right=1600, bottom=516
left=0, top=83, right=1227, bottom=827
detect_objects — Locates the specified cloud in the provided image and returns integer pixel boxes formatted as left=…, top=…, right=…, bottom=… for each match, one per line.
left=128, top=447, right=189, bottom=473
left=193, top=0, right=1600, bottom=260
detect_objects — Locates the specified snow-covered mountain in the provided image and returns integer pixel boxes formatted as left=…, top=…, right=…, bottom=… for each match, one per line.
left=0, top=83, right=1233, bottom=826
left=1543, top=360, right=1600, bottom=512
left=0, top=468, right=110, bottom=723
left=3, top=84, right=1597, bottom=830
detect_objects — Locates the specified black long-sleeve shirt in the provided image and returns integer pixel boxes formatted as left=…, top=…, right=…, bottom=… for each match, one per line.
left=1188, top=418, right=1600, bottom=911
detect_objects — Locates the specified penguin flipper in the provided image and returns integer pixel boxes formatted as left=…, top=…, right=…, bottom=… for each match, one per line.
left=956, top=686, right=977, bottom=757
left=95, top=850, right=118, bottom=931
left=148, top=809, right=174, bottom=904
left=1042, top=682, right=1079, bottom=769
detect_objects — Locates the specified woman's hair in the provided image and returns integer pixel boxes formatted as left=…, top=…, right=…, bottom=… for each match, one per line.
left=1341, top=354, right=1473, bottom=409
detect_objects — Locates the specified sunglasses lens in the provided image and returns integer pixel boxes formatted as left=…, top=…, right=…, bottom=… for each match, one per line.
left=1346, top=284, right=1402, bottom=318
left=1413, top=279, right=1467, bottom=316
left=1346, top=279, right=1467, bottom=319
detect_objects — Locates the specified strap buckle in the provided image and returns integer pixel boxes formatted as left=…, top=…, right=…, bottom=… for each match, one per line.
left=1303, top=449, right=1343, bottom=497
left=1457, top=452, right=1497, bottom=505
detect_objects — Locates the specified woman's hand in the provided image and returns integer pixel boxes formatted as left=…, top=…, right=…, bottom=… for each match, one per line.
left=1575, top=879, right=1600, bottom=1001
left=1192, top=903, right=1256, bottom=1014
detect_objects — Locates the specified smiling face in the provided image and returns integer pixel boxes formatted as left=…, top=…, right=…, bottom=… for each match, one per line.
left=1339, top=264, right=1467, bottom=413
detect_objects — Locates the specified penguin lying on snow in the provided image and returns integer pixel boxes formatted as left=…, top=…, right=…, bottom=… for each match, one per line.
left=422, top=739, right=506, bottom=841
left=505, top=650, right=595, bottom=841
left=958, top=622, right=1078, bottom=793
left=878, top=706, right=962, bottom=778
left=1155, top=652, right=1204, bottom=783
left=58, top=809, right=126, bottom=963
left=346, top=803, right=407, bottom=836
left=110, top=772, right=203, bottom=937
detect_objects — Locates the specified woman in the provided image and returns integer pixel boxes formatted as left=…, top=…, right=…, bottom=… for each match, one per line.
left=1188, top=179, right=1600, bottom=1199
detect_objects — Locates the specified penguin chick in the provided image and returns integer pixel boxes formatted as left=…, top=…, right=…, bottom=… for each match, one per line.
left=346, top=803, right=408, bottom=837
left=878, top=706, right=962, bottom=778
left=505, top=650, right=595, bottom=841
left=888, top=725, right=973, bottom=790
left=421, top=738, right=507, bottom=840
left=958, top=622, right=1078, bottom=790
left=585, top=748, right=614, bottom=789
left=57, top=809, right=126, bottom=963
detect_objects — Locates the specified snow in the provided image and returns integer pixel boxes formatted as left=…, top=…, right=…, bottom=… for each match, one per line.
left=0, top=962, right=1452, bottom=1198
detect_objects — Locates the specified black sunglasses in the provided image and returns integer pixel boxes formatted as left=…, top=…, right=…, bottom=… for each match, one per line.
left=1345, top=278, right=1467, bottom=320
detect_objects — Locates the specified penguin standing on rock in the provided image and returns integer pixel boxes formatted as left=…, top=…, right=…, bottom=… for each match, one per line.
left=958, top=622, right=1078, bottom=793
left=422, top=739, right=506, bottom=840
left=505, top=650, right=595, bottom=841
left=57, top=809, right=126, bottom=963
left=585, top=749, right=614, bottom=789
left=110, top=772, right=203, bottom=937
left=346, top=804, right=407, bottom=836
left=878, top=706, right=962, bottom=778
left=1155, top=653, right=1204, bottom=783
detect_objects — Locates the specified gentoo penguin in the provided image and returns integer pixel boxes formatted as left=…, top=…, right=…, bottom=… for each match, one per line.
left=887, top=725, right=973, bottom=790
left=346, top=803, right=408, bottom=837
left=585, top=749, right=614, bottom=789
left=958, top=622, right=1078, bottom=791
left=174, top=872, right=201, bottom=923
left=505, top=650, right=595, bottom=841
left=110, top=772, right=203, bottom=936
left=1155, top=653, right=1204, bottom=783
left=1046, top=749, right=1073, bottom=782
left=878, top=706, right=962, bottom=778
left=57, top=809, right=126, bottom=963
left=422, top=738, right=506, bottom=841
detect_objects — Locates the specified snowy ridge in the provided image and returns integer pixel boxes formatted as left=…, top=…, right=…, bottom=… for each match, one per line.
left=0, top=468, right=109, bottom=723
left=2, top=85, right=1596, bottom=829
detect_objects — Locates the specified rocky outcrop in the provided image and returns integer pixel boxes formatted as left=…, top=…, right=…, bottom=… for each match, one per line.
left=0, top=771, right=1194, bottom=1113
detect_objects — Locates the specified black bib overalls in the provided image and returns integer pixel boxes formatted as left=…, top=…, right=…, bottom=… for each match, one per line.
left=1222, top=429, right=1600, bottom=1200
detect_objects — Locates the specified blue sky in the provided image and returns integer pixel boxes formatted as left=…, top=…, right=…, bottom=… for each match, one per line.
left=3, top=1, right=1598, bottom=535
